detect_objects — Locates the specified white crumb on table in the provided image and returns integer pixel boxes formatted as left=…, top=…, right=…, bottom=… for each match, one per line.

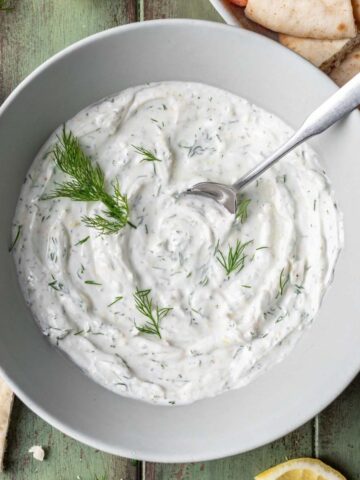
left=28, top=445, right=45, bottom=461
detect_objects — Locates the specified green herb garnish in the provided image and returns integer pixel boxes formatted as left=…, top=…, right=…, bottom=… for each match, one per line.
left=85, top=280, right=102, bottom=286
left=235, top=198, right=251, bottom=224
left=43, top=128, right=135, bottom=234
left=134, top=288, right=172, bottom=338
left=9, top=225, right=22, bottom=252
left=75, top=236, right=90, bottom=246
left=278, top=268, right=290, bottom=296
left=216, top=240, right=252, bottom=276
left=48, top=277, right=63, bottom=291
left=108, top=296, right=123, bottom=307
left=132, top=145, right=161, bottom=162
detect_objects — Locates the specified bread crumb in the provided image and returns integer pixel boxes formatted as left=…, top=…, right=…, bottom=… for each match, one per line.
left=28, top=445, right=45, bottom=461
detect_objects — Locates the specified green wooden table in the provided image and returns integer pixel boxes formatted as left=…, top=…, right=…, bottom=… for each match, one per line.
left=0, top=1, right=359, bottom=479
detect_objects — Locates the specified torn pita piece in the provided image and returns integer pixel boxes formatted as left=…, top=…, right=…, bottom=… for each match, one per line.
left=0, top=377, right=14, bottom=471
left=279, top=35, right=348, bottom=67
left=330, top=45, right=360, bottom=85
left=352, top=0, right=360, bottom=24
left=245, top=0, right=357, bottom=39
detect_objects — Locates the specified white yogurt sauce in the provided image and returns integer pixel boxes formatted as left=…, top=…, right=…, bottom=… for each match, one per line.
left=12, top=82, right=343, bottom=405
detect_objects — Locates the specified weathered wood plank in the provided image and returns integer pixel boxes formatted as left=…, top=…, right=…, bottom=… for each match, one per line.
left=0, top=1, right=138, bottom=479
left=145, top=423, right=313, bottom=479
left=143, top=0, right=222, bottom=21
left=317, top=374, right=360, bottom=479
left=0, top=398, right=138, bottom=480
left=0, top=0, right=137, bottom=102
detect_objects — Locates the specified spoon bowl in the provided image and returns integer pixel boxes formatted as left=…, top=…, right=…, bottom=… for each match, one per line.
left=186, top=182, right=237, bottom=213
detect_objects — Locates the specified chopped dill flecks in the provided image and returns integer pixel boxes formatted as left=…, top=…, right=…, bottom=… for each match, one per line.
left=48, top=277, right=63, bottom=291
left=73, top=330, right=84, bottom=336
left=278, top=268, right=290, bottom=296
left=75, top=235, right=90, bottom=246
left=9, top=225, right=22, bottom=252
left=84, top=280, right=102, bottom=286
left=275, top=313, right=287, bottom=323
left=108, top=296, right=123, bottom=307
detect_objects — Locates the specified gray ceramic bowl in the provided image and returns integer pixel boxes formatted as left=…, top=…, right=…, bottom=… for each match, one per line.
left=0, top=20, right=360, bottom=463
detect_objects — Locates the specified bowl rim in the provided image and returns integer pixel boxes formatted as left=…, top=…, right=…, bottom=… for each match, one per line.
left=0, top=18, right=359, bottom=463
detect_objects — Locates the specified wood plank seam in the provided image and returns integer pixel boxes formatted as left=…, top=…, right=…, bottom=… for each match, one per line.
left=137, top=0, right=145, bottom=22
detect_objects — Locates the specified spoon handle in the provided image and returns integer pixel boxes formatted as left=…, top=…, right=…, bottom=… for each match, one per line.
left=233, top=73, right=360, bottom=192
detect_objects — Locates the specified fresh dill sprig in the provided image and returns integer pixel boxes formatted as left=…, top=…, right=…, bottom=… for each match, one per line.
left=216, top=240, right=252, bottom=276
left=73, top=330, right=84, bottom=336
left=43, top=128, right=135, bottom=234
left=134, top=288, right=172, bottom=339
left=108, top=296, right=123, bottom=307
left=132, top=145, right=161, bottom=162
left=75, top=235, right=90, bottom=246
left=9, top=225, right=22, bottom=252
left=278, top=268, right=290, bottom=296
left=84, top=280, right=102, bottom=286
left=235, top=198, right=251, bottom=223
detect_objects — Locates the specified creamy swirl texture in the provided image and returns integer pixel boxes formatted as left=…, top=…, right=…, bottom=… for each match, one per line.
left=12, top=82, right=343, bottom=404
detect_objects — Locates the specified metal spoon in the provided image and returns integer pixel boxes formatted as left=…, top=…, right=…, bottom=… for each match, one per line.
left=186, top=72, right=360, bottom=214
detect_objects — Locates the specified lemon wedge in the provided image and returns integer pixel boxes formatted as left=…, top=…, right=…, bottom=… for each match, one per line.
left=255, top=458, right=347, bottom=480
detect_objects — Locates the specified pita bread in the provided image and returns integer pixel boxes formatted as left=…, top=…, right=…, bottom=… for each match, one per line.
left=352, top=0, right=360, bottom=24
left=321, top=32, right=360, bottom=73
left=279, top=34, right=348, bottom=67
left=0, top=378, right=13, bottom=471
left=245, top=0, right=357, bottom=39
left=330, top=45, right=360, bottom=85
